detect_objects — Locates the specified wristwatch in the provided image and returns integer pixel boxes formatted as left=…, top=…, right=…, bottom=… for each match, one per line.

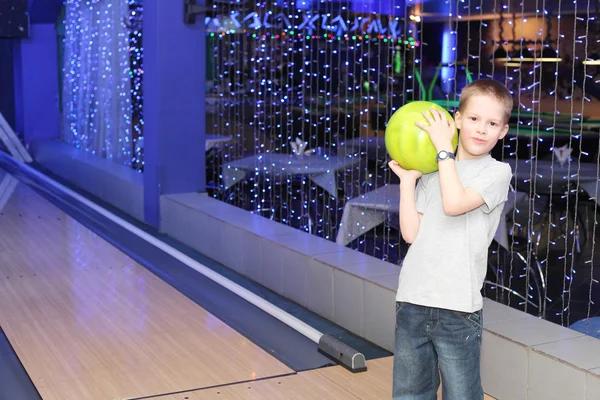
left=435, top=150, right=456, bottom=163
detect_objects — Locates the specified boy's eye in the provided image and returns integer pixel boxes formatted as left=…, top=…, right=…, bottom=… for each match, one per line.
left=471, top=117, right=477, bottom=121
left=490, top=122, right=496, bottom=126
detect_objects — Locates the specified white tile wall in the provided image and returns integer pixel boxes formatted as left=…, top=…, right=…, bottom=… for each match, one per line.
left=161, top=193, right=600, bottom=400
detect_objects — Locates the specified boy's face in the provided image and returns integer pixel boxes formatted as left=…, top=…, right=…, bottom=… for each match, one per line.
left=454, top=94, right=509, bottom=160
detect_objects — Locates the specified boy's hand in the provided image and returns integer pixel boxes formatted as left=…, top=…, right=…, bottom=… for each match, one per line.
left=415, top=108, right=456, bottom=152
left=388, top=160, right=423, bottom=182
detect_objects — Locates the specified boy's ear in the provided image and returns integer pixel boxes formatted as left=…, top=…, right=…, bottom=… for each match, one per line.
left=499, top=123, right=509, bottom=140
left=454, top=111, right=462, bottom=130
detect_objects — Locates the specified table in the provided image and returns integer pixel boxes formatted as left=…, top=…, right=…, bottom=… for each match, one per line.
left=495, top=126, right=600, bottom=163
left=206, top=135, right=233, bottom=151
left=339, top=137, right=388, bottom=163
left=336, top=184, right=525, bottom=251
left=509, top=111, right=578, bottom=123
left=221, top=153, right=360, bottom=199
left=506, top=158, right=599, bottom=254
left=336, top=184, right=400, bottom=247
left=505, top=158, right=600, bottom=199
left=506, top=126, right=599, bottom=138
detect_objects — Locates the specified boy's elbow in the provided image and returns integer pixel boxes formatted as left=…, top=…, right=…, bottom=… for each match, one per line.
left=402, top=232, right=416, bottom=244
left=443, top=205, right=458, bottom=216
left=443, top=201, right=462, bottom=216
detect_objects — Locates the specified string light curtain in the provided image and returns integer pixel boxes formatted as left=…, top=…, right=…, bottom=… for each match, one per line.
left=480, top=0, right=599, bottom=328
left=207, top=0, right=599, bottom=330
left=207, top=0, right=414, bottom=247
left=61, top=0, right=133, bottom=165
left=128, top=0, right=144, bottom=170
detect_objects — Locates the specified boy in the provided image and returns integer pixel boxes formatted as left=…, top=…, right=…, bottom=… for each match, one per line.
left=388, top=79, right=513, bottom=400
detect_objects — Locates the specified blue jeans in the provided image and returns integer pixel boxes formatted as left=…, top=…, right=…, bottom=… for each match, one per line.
left=392, top=302, right=483, bottom=400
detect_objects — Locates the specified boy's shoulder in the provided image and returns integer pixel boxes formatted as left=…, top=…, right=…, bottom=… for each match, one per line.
left=471, top=157, right=513, bottom=193
left=453, top=156, right=513, bottom=190
left=483, top=156, right=512, bottom=176
left=462, top=155, right=512, bottom=174
left=421, top=156, right=512, bottom=186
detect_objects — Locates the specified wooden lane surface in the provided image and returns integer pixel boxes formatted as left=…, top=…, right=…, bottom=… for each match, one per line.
left=152, top=357, right=497, bottom=400
left=0, top=176, right=293, bottom=399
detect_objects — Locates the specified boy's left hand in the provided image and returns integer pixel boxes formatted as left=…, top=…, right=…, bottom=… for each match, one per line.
left=415, top=108, right=456, bottom=152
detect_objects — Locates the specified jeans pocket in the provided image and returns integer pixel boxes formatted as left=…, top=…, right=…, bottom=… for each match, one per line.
left=469, top=310, right=482, bottom=326
left=453, top=310, right=482, bottom=332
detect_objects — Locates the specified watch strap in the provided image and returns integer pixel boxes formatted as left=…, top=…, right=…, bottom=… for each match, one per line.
left=436, top=150, right=456, bottom=162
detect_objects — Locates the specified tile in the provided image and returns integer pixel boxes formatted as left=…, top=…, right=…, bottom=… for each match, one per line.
left=161, top=203, right=218, bottom=258
left=481, top=332, right=528, bottom=400
left=363, top=280, right=396, bottom=351
left=315, top=249, right=376, bottom=268
left=261, top=227, right=308, bottom=241
left=533, top=335, right=600, bottom=371
left=198, top=216, right=225, bottom=263
left=158, top=198, right=177, bottom=233
left=306, top=259, right=334, bottom=320
left=212, top=209, right=270, bottom=231
left=587, top=371, right=600, bottom=400
left=71, top=164, right=96, bottom=194
left=234, top=216, right=298, bottom=237
left=210, top=206, right=255, bottom=226
left=367, top=273, right=399, bottom=292
left=485, top=314, right=584, bottom=346
left=165, top=193, right=225, bottom=213
left=335, top=257, right=401, bottom=280
left=333, top=270, right=364, bottom=336
left=216, top=224, right=244, bottom=273
left=128, top=188, right=145, bottom=222
left=260, top=239, right=284, bottom=294
left=527, top=349, right=586, bottom=400
left=276, top=231, right=348, bottom=256
left=279, top=246, right=308, bottom=307
left=239, top=232, right=264, bottom=283
left=482, top=298, right=535, bottom=326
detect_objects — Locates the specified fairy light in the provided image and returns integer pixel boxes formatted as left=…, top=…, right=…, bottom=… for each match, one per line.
left=527, top=0, right=545, bottom=317
left=558, top=0, right=579, bottom=325
left=514, top=0, right=528, bottom=314
left=208, top=1, right=599, bottom=327
left=543, top=0, right=562, bottom=320
left=499, top=0, right=600, bottom=325
left=205, top=6, right=419, bottom=47
left=128, top=0, right=144, bottom=170
left=61, top=0, right=134, bottom=165
left=213, top=0, right=415, bottom=242
left=563, top=0, right=590, bottom=327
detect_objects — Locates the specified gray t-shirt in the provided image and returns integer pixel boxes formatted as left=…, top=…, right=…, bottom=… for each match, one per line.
left=396, top=154, right=513, bottom=313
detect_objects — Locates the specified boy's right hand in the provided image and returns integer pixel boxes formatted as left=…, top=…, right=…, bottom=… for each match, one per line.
left=388, top=160, right=423, bottom=182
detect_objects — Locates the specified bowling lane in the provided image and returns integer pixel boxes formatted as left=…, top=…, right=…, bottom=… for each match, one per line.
left=150, top=357, right=498, bottom=400
left=0, top=170, right=294, bottom=400
left=148, top=358, right=395, bottom=400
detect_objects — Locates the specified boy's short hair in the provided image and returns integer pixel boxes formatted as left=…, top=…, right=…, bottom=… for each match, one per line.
left=458, top=79, right=513, bottom=123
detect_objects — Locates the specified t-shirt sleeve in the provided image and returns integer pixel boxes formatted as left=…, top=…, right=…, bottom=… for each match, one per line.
left=468, top=162, right=513, bottom=213
left=415, top=174, right=428, bottom=213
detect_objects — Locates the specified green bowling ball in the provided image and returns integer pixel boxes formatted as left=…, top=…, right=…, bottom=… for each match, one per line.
left=385, top=101, right=458, bottom=174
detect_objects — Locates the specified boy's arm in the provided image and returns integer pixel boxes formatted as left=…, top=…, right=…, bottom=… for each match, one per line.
left=437, top=152, right=513, bottom=215
left=436, top=154, right=485, bottom=215
left=414, top=108, right=512, bottom=215
left=399, top=179, right=423, bottom=244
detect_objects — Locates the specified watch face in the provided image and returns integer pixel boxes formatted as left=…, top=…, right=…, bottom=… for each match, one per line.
left=438, top=151, right=448, bottom=159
